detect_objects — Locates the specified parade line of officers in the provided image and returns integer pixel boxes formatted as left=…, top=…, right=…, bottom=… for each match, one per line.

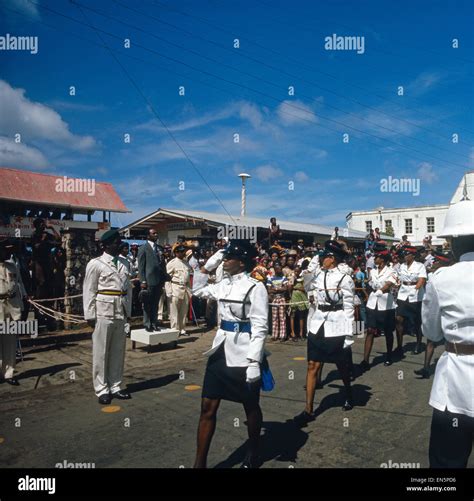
left=0, top=197, right=472, bottom=469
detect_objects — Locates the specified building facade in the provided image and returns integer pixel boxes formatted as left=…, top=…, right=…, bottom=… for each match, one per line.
left=346, top=171, right=474, bottom=247
left=346, top=205, right=449, bottom=246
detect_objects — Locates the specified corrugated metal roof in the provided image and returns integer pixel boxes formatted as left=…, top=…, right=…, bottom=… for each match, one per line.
left=121, top=208, right=396, bottom=241
left=0, top=167, right=130, bottom=213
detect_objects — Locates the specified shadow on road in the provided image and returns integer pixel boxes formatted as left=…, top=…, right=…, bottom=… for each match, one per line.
left=18, top=362, right=82, bottom=380
left=321, top=383, right=373, bottom=415
left=214, top=419, right=310, bottom=468
left=126, top=373, right=180, bottom=394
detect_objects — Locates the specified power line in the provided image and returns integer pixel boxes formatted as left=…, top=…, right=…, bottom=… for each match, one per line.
left=151, top=0, right=474, bottom=137
left=21, top=0, right=472, bottom=170
left=97, top=0, right=473, bottom=159
left=255, top=0, right=474, bottom=66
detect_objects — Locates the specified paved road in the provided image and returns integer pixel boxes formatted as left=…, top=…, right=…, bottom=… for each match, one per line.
left=1, top=329, right=471, bottom=469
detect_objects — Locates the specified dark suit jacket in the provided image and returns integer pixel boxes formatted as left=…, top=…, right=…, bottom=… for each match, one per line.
left=138, top=242, right=169, bottom=287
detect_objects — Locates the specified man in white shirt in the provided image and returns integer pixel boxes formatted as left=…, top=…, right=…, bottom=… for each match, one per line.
left=422, top=198, right=474, bottom=467
left=395, top=246, right=427, bottom=356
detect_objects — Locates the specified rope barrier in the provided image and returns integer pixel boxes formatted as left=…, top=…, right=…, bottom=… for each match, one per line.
left=27, top=299, right=84, bottom=324
left=33, top=293, right=83, bottom=302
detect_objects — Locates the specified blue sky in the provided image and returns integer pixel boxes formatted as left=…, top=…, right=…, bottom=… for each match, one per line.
left=1, top=0, right=473, bottom=228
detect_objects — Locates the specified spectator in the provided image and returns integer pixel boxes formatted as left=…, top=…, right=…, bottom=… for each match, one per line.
left=266, top=261, right=289, bottom=342
left=289, top=265, right=309, bottom=341
left=269, top=217, right=282, bottom=245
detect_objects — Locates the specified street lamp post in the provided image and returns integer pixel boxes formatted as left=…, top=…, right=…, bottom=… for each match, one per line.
left=238, top=173, right=251, bottom=217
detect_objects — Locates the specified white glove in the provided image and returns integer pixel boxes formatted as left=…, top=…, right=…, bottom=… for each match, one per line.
left=246, top=362, right=261, bottom=383
left=375, top=289, right=384, bottom=297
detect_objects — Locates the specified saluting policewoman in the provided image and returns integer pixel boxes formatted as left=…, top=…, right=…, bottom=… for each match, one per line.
left=192, top=239, right=268, bottom=468
left=295, top=240, right=355, bottom=426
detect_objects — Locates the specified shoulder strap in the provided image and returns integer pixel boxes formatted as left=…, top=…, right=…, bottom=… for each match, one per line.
left=241, top=283, right=257, bottom=320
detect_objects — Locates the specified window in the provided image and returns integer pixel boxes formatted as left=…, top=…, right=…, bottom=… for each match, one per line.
left=427, top=217, right=435, bottom=233
left=405, top=219, right=413, bottom=234
left=385, top=220, right=392, bottom=231
left=365, top=221, right=372, bottom=232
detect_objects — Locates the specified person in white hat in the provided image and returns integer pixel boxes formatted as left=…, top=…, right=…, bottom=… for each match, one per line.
left=422, top=196, right=474, bottom=467
left=166, top=243, right=192, bottom=336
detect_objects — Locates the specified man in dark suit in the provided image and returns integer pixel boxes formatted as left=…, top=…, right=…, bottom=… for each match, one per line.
left=138, top=229, right=169, bottom=332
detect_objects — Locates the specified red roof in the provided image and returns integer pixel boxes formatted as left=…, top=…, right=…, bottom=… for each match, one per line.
left=0, top=167, right=130, bottom=213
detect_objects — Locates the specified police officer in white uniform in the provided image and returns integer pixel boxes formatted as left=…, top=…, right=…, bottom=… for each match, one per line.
left=0, top=239, right=25, bottom=386
left=192, top=240, right=268, bottom=469
left=360, top=243, right=398, bottom=369
left=83, top=230, right=132, bottom=405
left=395, top=246, right=427, bottom=355
left=166, top=243, right=192, bottom=336
left=295, top=240, right=355, bottom=426
left=423, top=198, right=474, bottom=467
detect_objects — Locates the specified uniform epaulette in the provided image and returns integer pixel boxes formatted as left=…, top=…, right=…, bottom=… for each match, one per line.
left=248, top=276, right=260, bottom=284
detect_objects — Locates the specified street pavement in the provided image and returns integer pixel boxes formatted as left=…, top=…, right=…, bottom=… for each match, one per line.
left=1, top=327, right=472, bottom=469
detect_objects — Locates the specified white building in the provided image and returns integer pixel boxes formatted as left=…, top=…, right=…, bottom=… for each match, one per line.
left=346, top=171, right=474, bottom=247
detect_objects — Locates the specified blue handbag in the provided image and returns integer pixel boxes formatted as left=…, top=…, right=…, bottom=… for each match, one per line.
left=261, top=356, right=275, bottom=392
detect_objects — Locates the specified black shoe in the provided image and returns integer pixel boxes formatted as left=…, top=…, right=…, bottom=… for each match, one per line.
left=98, top=393, right=112, bottom=405
left=240, top=454, right=260, bottom=469
left=112, top=390, right=131, bottom=400
left=413, top=345, right=423, bottom=355
left=384, top=356, right=393, bottom=366
left=5, top=377, right=20, bottom=386
left=293, top=410, right=315, bottom=427
left=359, top=360, right=371, bottom=372
left=145, top=326, right=154, bottom=333
left=414, top=367, right=430, bottom=379
left=343, top=399, right=354, bottom=411
left=152, top=325, right=161, bottom=332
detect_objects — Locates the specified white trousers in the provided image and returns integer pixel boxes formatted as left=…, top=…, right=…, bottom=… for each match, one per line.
left=158, top=290, right=170, bottom=321
left=92, top=318, right=126, bottom=397
left=0, top=334, right=16, bottom=379
left=170, top=294, right=189, bottom=332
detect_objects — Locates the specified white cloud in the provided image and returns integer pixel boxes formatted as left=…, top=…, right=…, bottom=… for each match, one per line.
left=0, top=136, right=49, bottom=169
left=417, top=162, right=438, bottom=184
left=295, top=171, right=309, bottom=182
left=253, top=164, right=284, bottom=182
left=407, top=72, right=442, bottom=97
left=277, top=100, right=317, bottom=126
left=3, top=0, right=40, bottom=22
left=48, top=100, right=106, bottom=112
left=0, top=80, right=96, bottom=151
left=136, top=100, right=265, bottom=133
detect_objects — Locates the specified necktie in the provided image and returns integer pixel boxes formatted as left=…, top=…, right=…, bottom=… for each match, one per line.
left=112, top=256, right=118, bottom=268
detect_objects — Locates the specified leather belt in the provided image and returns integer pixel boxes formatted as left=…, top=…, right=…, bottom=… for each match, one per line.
left=220, top=320, right=251, bottom=333
left=445, top=342, right=474, bottom=356
left=0, top=292, right=15, bottom=300
left=318, top=304, right=343, bottom=312
left=98, top=290, right=127, bottom=296
left=402, top=281, right=418, bottom=285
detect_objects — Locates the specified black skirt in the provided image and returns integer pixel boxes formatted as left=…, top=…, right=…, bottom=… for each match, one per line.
left=366, top=306, right=396, bottom=333
left=201, top=344, right=261, bottom=405
left=396, top=299, right=422, bottom=332
left=307, top=325, right=348, bottom=363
